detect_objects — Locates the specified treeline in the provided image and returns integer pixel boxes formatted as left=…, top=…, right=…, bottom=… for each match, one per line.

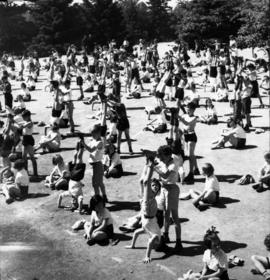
left=0, top=0, right=269, bottom=56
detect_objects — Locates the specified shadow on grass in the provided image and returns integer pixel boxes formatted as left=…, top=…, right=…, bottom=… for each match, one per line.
left=122, top=171, right=138, bottom=176
left=229, top=145, right=257, bottom=150
left=212, top=197, right=240, bottom=209
left=194, top=174, right=242, bottom=184
left=155, top=240, right=247, bottom=259
left=107, top=201, right=140, bottom=212
left=120, top=154, right=144, bottom=160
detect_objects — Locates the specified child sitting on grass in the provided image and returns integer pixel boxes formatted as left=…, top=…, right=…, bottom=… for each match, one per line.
left=125, top=161, right=161, bottom=263
left=199, top=98, right=218, bottom=125
left=45, top=154, right=69, bottom=190
left=251, top=233, right=270, bottom=280
left=252, top=152, right=270, bottom=193
left=58, top=145, right=85, bottom=213
left=103, top=143, right=123, bottom=179
left=84, top=194, right=114, bottom=246
left=180, top=163, right=220, bottom=211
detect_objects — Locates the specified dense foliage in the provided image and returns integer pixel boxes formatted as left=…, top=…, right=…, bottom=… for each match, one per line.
left=0, top=0, right=268, bottom=55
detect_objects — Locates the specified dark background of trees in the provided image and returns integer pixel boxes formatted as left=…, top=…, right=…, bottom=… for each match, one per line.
left=0, top=0, right=269, bottom=56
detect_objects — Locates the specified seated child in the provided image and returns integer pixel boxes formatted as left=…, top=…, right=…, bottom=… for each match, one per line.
left=260, top=75, right=270, bottom=95
left=84, top=194, right=114, bottom=245
left=252, top=151, right=270, bottom=193
left=127, top=78, right=142, bottom=99
left=35, top=123, right=61, bottom=153
left=199, top=98, right=218, bottom=124
left=0, top=165, right=21, bottom=204
left=180, top=163, right=220, bottom=210
left=45, top=154, right=69, bottom=190
left=144, top=109, right=168, bottom=134
left=13, top=159, right=29, bottom=198
left=251, top=233, right=270, bottom=280
left=212, top=117, right=246, bottom=150
left=103, top=143, right=123, bottom=178
left=20, top=83, right=31, bottom=101
left=58, top=146, right=85, bottom=213
left=141, top=67, right=151, bottom=83
left=13, top=95, right=26, bottom=112
left=200, top=226, right=229, bottom=280
left=216, top=83, right=228, bottom=102
left=125, top=162, right=161, bottom=263
left=26, top=76, right=36, bottom=91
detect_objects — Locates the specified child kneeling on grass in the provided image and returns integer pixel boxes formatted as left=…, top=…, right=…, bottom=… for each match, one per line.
left=58, top=145, right=85, bottom=213
left=125, top=161, right=161, bottom=263
left=84, top=194, right=114, bottom=246
left=251, top=234, right=270, bottom=280
left=180, top=163, right=219, bottom=211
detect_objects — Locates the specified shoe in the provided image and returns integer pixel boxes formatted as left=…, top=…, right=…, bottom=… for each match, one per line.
left=77, top=96, right=84, bottom=101
left=6, top=198, right=14, bottom=204
left=129, top=150, right=134, bottom=155
left=252, top=183, right=261, bottom=190
left=259, top=104, right=265, bottom=108
left=174, top=241, right=183, bottom=252
left=193, top=168, right=200, bottom=175
left=256, top=185, right=266, bottom=193
left=86, top=238, right=96, bottom=246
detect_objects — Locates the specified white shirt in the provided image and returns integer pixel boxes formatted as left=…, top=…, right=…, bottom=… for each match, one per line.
left=231, top=125, right=246, bottom=139
left=88, top=139, right=104, bottom=163
left=157, top=159, right=179, bottom=185
left=60, top=86, right=72, bottom=102
left=204, top=175, right=220, bottom=192
left=15, top=169, right=29, bottom=186
left=69, top=179, right=83, bottom=197
left=91, top=208, right=113, bottom=226
left=203, top=249, right=228, bottom=271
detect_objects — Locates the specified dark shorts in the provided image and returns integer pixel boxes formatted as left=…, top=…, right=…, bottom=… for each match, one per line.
left=165, top=77, right=173, bottom=87
left=184, top=133, right=197, bottom=143
left=210, top=66, right=217, bottom=78
left=205, top=269, right=229, bottom=280
left=219, top=65, right=226, bottom=75
left=116, top=117, right=130, bottom=131
left=175, top=88, right=184, bottom=100
left=103, top=224, right=114, bottom=239
left=89, top=65, right=95, bottom=74
left=241, top=97, right=251, bottom=114
left=76, top=76, right=83, bottom=86
left=156, top=209, right=164, bottom=229
left=250, top=80, right=259, bottom=97
left=22, top=135, right=35, bottom=146
left=235, top=138, right=246, bottom=149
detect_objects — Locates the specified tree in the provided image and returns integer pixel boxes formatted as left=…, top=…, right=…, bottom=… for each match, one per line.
left=29, top=0, right=84, bottom=56
left=173, top=0, right=242, bottom=48
left=236, top=0, right=270, bottom=48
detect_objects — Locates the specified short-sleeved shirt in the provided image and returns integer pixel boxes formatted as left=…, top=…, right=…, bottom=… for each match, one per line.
left=203, top=249, right=228, bottom=271
left=231, top=125, right=246, bottom=139
left=204, top=175, right=220, bottom=192
left=15, top=169, right=29, bottom=186
left=91, top=208, right=113, bottom=227
left=157, top=159, right=179, bottom=185
left=88, top=139, right=104, bottom=163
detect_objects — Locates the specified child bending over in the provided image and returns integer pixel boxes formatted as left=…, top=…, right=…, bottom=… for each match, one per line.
left=125, top=162, right=161, bottom=263
left=84, top=194, right=114, bottom=246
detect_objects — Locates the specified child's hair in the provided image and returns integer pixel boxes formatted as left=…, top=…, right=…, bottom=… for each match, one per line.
left=13, top=159, right=26, bottom=170
left=21, top=82, right=26, bottom=89
left=142, top=67, right=146, bottom=72
left=89, top=194, right=105, bottom=212
left=151, top=178, right=161, bottom=193
left=187, top=102, right=197, bottom=111
left=90, top=124, right=102, bottom=135
left=157, top=145, right=172, bottom=158
left=21, top=109, right=31, bottom=118
left=264, top=234, right=270, bottom=251
left=52, top=154, right=63, bottom=165
left=203, top=226, right=220, bottom=249
left=17, top=94, right=23, bottom=101
left=202, top=163, right=214, bottom=176
left=264, top=151, right=270, bottom=161
left=205, top=98, right=214, bottom=109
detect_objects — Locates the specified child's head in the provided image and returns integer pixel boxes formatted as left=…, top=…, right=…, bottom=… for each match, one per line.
left=90, top=124, right=102, bottom=139
left=52, top=154, right=64, bottom=165
left=150, top=178, right=161, bottom=195
left=186, top=102, right=196, bottom=115
left=89, top=194, right=105, bottom=213
left=13, top=159, right=26, bottom=171
left=205, top=98, right=213, bottom=108
left=264, top=152, right=270, bottom=164
left=202, top=163, right=214, bottom=177
left=104, top=143, right=116, bottom=155
left=21, top=82, right=26, bottom=89
left=157, top=145, right=172, bottom=163
left=51, top=123, right=59, bottom=132
left=204, top=226, right=221, bottom=252
left=21, top=109, right=31, bottom=120
left=17, top=94, right=23, bottom=102
left=264, top=234, right=270, bottom=251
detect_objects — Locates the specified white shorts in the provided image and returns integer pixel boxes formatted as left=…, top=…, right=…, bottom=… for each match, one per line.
left=141, top=216, right=161, bottom=241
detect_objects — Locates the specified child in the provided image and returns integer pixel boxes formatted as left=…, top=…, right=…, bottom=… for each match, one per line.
left=20, top=83, right=31, bottom=101
left=200, top=227, right=229, bottom=280
left=125, top=162, right=161, bottom=263
left=58, top=146, right=85, bottom=213
left=251, top=234, right=270, bottom=280
left=13, top=159, right=29, bottom=198
left=212, top=117, right=246, bottom=150
left=199, top=98, right=218, bottom=125
left=84, top=195, right=114, bottom=245
left=21, top=110, right=38, bottom=177
left=127, top=77, right=142, bottom=99
left=180, top=163, right=220, bottom=210
left=216, top=81, right=228, bottom=102
left=26, top=76, right=36, bottom=91
left=252, top=152, right=270, bottom=193
left=45, top=154, right=69, bottom=190
left=15, top=95, right=26, bottom=112
left=81, top=124, right=108, bottom=202
left=103, top=143, right=123, bottom=179
left=35, top=124, right=61, bottom=153
left=0, top=165, right=20, bottom=204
